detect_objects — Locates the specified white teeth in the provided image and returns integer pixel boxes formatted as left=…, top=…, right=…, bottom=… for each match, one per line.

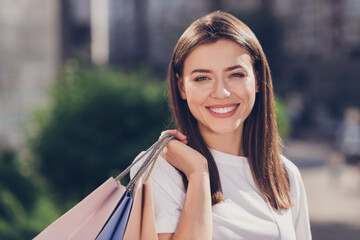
left=209, top=105, right=237, bottom=114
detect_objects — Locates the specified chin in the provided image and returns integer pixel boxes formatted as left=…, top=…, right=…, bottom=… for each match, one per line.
left=198, top=118, right=244, bottom=136
left=209, top=125, right=243, bottom=135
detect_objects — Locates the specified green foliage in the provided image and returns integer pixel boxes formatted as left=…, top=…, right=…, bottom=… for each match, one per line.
left=0, top=150, right=38, bottom=239
left=275, top=95, right=290, bottom=141
left=27, top=194, right=61, bottom=234
left=0, top=151, right=34, bottom=219
left=29, top=60, right=170, bottom=204
left=0, top=187, right=60, bottom=240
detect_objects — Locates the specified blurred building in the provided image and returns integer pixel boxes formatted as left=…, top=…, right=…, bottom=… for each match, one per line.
left=271, top=0, right=360, bottom=139
left=0, top=0, right=91, bottom=149
left=274, top=0, right=360, bottom=59
left=108, top=0, right=270, bottom=71
left=0, top=0, right=60, bottom=148
left=110, top=0, right=360, bottom=65
left=61, top=0, right=91, bottom=62
left=0, top=0, right=360, bottom=149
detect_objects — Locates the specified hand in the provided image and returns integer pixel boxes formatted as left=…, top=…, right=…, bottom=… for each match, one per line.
left=161, top=130, right=209, bottom=179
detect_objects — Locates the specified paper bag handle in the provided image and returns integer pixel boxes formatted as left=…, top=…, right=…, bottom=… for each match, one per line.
left=115, top=133, right=175, bottom=192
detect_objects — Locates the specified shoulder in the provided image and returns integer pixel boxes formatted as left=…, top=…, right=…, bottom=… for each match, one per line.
left=280, top=155, right=308, bottom=213
left=130, top=151, right=185, bottom=233
left=130, top=151, right=185, bottom=205
left=280, top=155, right=302, bottom=183
left=280, top=157, right=312, bottom=237
left=280, top=155, right=306, bottom=204
left=130, top=151, right=183, bottom=184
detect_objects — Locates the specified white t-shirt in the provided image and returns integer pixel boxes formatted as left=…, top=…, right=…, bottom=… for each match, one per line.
left=130, top=148, right=312, bottom=240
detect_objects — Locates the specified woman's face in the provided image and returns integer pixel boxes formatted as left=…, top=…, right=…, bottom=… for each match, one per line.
left=178, top=39, right=257, bottom=137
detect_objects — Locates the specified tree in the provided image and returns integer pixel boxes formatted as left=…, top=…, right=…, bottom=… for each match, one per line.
left=0, top=149, right=37, bottom=239
left=29, top=61, right=170, bottom=204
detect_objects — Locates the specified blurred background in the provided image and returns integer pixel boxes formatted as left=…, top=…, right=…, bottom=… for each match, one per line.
left=0, top=0, right=359, bottom=239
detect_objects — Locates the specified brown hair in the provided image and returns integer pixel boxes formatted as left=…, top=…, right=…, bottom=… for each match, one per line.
left=167, top=11, right=292, bottom=210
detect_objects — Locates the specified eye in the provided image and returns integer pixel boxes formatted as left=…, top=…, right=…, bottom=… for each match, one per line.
left=230, top=72, right=246, bottom=78
left=194, top=76, right=209, bottom=82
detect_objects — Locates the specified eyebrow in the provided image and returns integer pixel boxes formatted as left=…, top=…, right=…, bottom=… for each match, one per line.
left=190, top=65, right=245, bottom=75
left=226, top=65, right=244, bottom=71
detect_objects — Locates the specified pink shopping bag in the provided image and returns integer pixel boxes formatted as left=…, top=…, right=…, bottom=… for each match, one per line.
left=122, top=178, right=157, bottom=240
left=33, top=177, right=125, bottom=240
left=34, top=133, right=174, bottom=240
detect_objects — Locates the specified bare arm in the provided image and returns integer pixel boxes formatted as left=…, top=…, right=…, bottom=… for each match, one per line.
left=174, top=172, right=212, bottom=239
left=158, top=173, right=212, bottom=240
left=158, top=130, right=213, bottom=240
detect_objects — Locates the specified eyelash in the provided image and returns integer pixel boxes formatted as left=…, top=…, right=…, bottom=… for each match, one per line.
left=194, top=76, right=209, bottom=82
left=230, top=73, right=246, bottom=78
left=194, top=73, right=245, bottom=82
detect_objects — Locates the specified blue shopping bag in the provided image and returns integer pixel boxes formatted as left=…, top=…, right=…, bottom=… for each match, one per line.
left=96, top=190, right=133, bottom=240
left=94, top=133, right=174, bottom=240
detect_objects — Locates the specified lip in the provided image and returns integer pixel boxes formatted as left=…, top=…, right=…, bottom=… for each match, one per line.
left=206, top=103, right=240, bottom=118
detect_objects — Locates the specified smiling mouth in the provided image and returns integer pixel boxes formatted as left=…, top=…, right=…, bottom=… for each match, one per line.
left=206, top=104, right=240, bottom=118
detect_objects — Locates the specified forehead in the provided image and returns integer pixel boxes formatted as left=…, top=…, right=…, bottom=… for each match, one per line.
left=183, top=39, right=253, bottom=73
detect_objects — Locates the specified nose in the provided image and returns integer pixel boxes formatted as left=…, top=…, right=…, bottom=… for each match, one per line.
left=211, top=77, right=231, bottom=99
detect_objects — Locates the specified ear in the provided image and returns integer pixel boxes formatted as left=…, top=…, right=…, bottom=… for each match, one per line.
left=176, top=73, right=187, bottom=100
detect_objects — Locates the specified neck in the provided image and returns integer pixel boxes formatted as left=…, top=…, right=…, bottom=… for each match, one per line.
left=199, top=125, right=244, bottom=156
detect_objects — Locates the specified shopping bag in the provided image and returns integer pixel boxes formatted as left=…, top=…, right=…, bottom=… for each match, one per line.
left=96, top=134, right=174, bottom=240
left=123, top=178, right=157, bottom=240
left=96, top=190, right=133, bottom=240
left=122, top=176, right=157, bottom=240
left=33, top=178, right=125, bottom=240
left=34, top=133, right=174, bottom=240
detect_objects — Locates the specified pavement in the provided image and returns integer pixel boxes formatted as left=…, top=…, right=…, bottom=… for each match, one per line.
left=284, top=140, right=360, bottom=240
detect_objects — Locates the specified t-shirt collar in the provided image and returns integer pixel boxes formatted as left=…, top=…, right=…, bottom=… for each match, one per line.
left=209, top=148, right=248, bottom=165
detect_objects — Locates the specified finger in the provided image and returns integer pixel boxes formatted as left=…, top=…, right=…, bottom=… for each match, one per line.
left=160, top=130, right=175, bottom=138
left=173, top=130, right=188, bottom=141
left=161, top=130, right=187, bottom=141
left=160, top=130, right=188, bottom=145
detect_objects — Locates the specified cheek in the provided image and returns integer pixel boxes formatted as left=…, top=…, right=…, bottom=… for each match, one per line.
left=247, top=83, right=257, bottom=99
left=232, top=79, right=256, bottom=98
left=184, top=86, right=210, bottom=119
left=184, top=84, right=209, bottom=104
left=244, top=82, right=257, bottom=112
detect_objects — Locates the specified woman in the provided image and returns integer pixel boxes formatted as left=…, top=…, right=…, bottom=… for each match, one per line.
left=131, top=11, right=311, bottom=240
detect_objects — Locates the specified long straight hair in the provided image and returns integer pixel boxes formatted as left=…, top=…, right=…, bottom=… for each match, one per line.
left=167, top=11, right=292, bottom=210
